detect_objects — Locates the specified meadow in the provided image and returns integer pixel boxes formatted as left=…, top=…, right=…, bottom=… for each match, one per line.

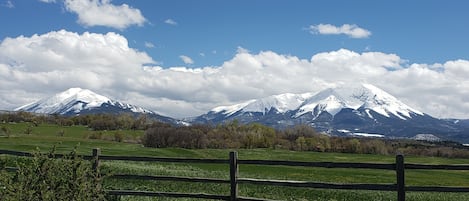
left=1, top=122, right=469, bottom=201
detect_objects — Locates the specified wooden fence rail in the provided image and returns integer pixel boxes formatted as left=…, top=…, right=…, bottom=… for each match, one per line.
left=2, top=148, right=469, bottom=201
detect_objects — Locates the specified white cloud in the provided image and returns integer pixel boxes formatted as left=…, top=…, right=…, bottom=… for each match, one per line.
left=309, top=23, right=371, bottom=38
left=38, top=0, right=56, bottom=3
left=64, top=0, right=146, bottom=29
left=0, top=30, right=153, bottom=105
left=3, top=0, right=14, bottom=8
left=236, top=46, right=250, bottom=54
left=164, top=19, right=177, bottom=25
left=1, top=30, right=469, bottom=119
left=179, top=55, right=194, bottom=64
left=144, top=41, right=155, bottom=48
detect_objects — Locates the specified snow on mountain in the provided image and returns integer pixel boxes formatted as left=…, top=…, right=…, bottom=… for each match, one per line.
left=352, top=84, right=423, bottom=119
left=211, top=100, right=256, bottom=116
left=412, top=134, right=441, bottom=142
left=15, top=87, right=154, bottom=115
left=295, top=88, right=348, bottom=118
left=295, top=83, right=423, bottom=120
left=208, top=83, right=423, bottom=121
left=211, top=93, right=313, bottom=116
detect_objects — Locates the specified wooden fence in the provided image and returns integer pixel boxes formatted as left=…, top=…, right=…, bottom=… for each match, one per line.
left=2, top=148, right=469, bottom=201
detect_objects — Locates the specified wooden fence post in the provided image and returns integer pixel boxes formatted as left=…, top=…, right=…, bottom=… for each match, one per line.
left=396, top=153, right=405, bottom=201
left=229, top=151, right=238, bottom=201
left=92, top=148, right=101, bottom=174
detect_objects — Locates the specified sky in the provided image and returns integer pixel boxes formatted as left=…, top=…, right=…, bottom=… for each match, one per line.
left=1, top=0, right=469, bottom=119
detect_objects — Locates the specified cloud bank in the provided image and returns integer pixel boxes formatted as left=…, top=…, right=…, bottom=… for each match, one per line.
left=1, top=30, right=469, bottom=119
left=63, top=0, right=146, bottom=29
left=309, top=24, right=371, bottom=38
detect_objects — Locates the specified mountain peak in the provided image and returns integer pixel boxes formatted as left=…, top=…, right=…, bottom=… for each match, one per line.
left=15, top=88, right=147, bottom=115
left=211, top=92, right=313, bottom=117
left=205, top=83, right=424, bottom=121
left=54, top=88, right=111, bottom=106
left=352, top=83, right=423, bottom=119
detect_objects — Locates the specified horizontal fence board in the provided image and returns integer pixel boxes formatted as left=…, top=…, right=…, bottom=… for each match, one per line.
left=238, top=159, right=395, bottom=170
left=238, top=178, right=396, bottom=191
left=405, top=164, right=469, bottom=170
left=99, top=155, right=228, bottom=164
left=0, top=149, right=89, bottom=160
left=237, top=196, right=280, bottom=201
left=5, top=167, right=18, bottom=172
left=106, top=190, right=230, bottom=200
left=407, top=186, right=469, bottom=192
left=110, top=174, right=230, bottom=184
left=0, top=149, right=33, bottom=157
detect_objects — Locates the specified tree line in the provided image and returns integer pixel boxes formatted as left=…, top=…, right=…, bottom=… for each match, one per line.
left=142, top=120, right=469, bottom=158
left=0, top=111, right=150, bottom=130
left=2, top=111, right=469, bottom=158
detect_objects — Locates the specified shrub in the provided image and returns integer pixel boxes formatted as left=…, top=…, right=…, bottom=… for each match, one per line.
left=24, top=125, right=33, bottom=135
left=88, top=131, right=104, bottom=140
left=0, top=125, right=10, bottom=138
left=114, top=131, right=124, bottom=142
left=0, top=147, right=107, bottom=201
left=56, top=129, right=65, bottom=137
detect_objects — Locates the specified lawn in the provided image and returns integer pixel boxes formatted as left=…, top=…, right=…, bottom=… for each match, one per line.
left=2, top=122, right=469, bottom=200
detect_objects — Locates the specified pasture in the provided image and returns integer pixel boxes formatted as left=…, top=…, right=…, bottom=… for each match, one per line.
left=1, top=122, right=469, bottom=200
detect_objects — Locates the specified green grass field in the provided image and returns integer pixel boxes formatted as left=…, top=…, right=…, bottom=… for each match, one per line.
left=2, top=122, right=469, bottom=201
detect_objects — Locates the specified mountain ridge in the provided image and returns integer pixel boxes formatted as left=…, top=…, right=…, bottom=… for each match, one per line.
left=202, top=83, right=423, bottom=121
left=194, top=83, right=468, bottom=143
left=15, top=88, right=179, bottom=125
left=13, top=85, right=469, bottom=143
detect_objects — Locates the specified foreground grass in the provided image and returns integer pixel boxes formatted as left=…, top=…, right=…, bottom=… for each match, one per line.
left=2, top=122, right=469, bottom=200
left=101, top=160, right=469, bottom=201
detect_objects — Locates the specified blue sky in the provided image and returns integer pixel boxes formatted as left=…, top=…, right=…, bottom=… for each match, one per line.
left=2, top=0, right=468, bottom=66
left=1, top=0, right=469, bottom=118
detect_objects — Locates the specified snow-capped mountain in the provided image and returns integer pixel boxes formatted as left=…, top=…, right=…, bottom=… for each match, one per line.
left=15, top=88, right=177, bottom=124
left=194, top=83, right=468, bottom=142
left=295, top=83, right=423, bottom=120
left=16, top=88, right=151, bottom=115
left=211, top=92, right=313, bottom=116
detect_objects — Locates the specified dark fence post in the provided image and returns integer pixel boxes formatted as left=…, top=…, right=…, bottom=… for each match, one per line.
left=92, top=148, right=101, bottom=174
left=230, top=151, right=238, bottom=201
left=396, top=153, right=405, bottom=201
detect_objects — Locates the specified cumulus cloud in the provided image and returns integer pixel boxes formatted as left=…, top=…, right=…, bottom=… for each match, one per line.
left=64, top=0, right=146, bottom=29
left=309, top=23, right=371, bottom=38
left=144, top=41, right=155, bottom=48
left=0, top=30, right=153, bottom=106
left=179, top=55, right=194, bottom=64
left=164, top=19, right=177, bottom=26
left=1, top=30, right=469, bottom=119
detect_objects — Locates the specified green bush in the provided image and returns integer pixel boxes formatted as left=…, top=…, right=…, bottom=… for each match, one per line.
left=0, top=147, right=107, bottom=201
left=1, top=125, right=11, bottom=137
left=113, top=131, right=124, bottom=142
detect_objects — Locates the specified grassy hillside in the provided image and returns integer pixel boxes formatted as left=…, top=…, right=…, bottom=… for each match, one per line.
left=2, top=122, right=469, bottom=200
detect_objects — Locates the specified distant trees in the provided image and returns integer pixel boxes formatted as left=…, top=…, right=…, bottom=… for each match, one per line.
left=141, top=120, right=469, bottom=158
left=142, top=122, right=325, bottom=150
left=3, top=111, right=469, bottom=158
left=0, top=111, right=154, bottom=131
left=142, top=121, right=276, bottom=149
